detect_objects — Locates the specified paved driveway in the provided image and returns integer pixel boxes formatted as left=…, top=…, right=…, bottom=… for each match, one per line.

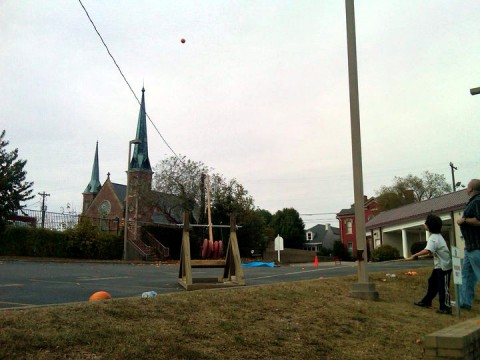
left=0, top=258, right=430, bottom=309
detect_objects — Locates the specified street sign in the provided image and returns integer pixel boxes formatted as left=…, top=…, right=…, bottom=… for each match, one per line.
left=274, top=234, right=284, bottom=263
left=451, top=246, right=462, bottom=285
left=274, top=235, right=284, bottom=251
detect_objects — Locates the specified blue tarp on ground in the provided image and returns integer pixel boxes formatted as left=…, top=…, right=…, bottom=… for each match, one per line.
left=241, top=261, right=275, bottom=267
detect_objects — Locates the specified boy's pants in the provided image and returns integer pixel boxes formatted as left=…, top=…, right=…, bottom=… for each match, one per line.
left=421, top=268, right=452, bottom=310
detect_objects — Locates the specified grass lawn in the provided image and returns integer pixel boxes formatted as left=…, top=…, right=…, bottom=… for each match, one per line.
left=1, top=266, right=478, bottom=359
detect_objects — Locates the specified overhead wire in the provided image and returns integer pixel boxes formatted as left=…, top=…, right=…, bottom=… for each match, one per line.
left=77, top=0, right=183, bottom=164
left=300, top=212, right=337, bottom=216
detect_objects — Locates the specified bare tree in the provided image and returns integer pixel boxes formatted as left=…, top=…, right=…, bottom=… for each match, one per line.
left=375, top=171, right=451, bottom=211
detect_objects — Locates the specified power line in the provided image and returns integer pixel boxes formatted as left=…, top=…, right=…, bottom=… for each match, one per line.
left=77, top=0, right=183, bottom=163
left=300, top=212, right=337, bottom=216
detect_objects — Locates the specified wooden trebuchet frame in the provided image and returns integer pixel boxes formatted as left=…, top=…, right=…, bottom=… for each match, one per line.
left=178, top=211, right=245, bottom=291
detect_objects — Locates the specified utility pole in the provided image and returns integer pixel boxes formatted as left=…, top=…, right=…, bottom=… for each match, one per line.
left=449, top=162, right=457, bottom=191
left=470, top=87, right=480, bottom=95
left=345, top=0, right=378, bottom=300
left=38, top=191, right=50, bottom=228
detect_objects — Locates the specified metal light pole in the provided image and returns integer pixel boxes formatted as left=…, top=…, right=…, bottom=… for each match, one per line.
left=345, top=0, right=378, bottom=300
left=450, top=162, right=457, bottom=191
left=470, top=87, right=480, bottom=95
left=124, top=139, right=141, bottom=260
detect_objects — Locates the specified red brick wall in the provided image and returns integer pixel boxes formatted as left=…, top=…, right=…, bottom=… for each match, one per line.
left=338, top=198, right=378, bottom=257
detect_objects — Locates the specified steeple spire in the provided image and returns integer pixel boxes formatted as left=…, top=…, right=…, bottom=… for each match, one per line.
left=83, top=141, right=101, bottom=194
left=130, top=87, right=151, bottom=171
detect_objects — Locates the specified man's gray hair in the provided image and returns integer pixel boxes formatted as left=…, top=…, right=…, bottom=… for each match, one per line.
left=469, top=179, right=480, bottom=192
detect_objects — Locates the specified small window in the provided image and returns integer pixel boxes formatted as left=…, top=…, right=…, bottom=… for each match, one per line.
left=347, top=242, right=353, bottom=254
left=306, top=232, right=313, bottom=241
left=346, top=220, right=353, bottom=234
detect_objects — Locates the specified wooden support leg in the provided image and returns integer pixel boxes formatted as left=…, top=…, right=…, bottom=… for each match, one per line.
left=224, top=215, right=245, bottom=284
left=178, top=211, right=193, bottom=287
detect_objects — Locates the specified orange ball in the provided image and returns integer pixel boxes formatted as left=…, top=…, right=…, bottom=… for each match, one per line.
left=89, top=291, right=112, bottom=301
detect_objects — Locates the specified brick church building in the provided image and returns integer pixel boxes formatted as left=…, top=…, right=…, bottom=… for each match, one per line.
left=81, top=88, right=184, bottom=259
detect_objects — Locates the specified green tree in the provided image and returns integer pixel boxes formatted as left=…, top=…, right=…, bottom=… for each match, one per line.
left=332, top=240, right=347, bottom=259
left=152, top=155, right=264, bottom=253
left=256, top=208, right=275, bottom=244
left=153, top=155, right=255, bottom=219
left=375, top=171, right=451, bottom=211
left=256, top=209, right=273, bottom=226
left=153, top=156, right=265, bottom=242
left=209, top=177, right=270, bottom=254
left=211, top=176, right=255, bottom=218
left=152, top=155, right=210, bottom=212
left=237, top=209, right=270, bottom=254
left=270, top=208, right=305, bottom=249
left=0, top=130, right=34, bottom=231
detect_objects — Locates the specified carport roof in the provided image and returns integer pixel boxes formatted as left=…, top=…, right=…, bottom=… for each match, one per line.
left=366, top=189, right=468, bottom=230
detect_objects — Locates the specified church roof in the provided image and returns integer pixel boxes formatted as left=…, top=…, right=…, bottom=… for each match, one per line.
left=83, top=142, right=101, bottom=194
left=109, top=182, right=187, bottom=224
left=111, top=182, right=127, bottom=202
left=130, top=87, right=152, bottom=172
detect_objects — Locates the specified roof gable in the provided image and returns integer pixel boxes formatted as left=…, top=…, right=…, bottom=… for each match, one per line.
left=86, top=179, right=123, bottom=215
left=305, top=224, right=340, bottom=244
left=366, top=189, right=468, bottom=229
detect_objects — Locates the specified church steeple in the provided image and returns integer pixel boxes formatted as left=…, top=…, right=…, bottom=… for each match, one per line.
left=130, top=87, right=152, bottom=172
left=83, top=141, right=101, bottom=194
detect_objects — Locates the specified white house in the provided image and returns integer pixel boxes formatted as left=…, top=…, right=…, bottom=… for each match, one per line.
left=366, top=190, right=468, bottom=258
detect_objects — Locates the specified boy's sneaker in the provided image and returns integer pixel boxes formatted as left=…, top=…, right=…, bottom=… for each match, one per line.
left=414, top=301, right=432, bottom=308
left=436, top=308, right=452, bottom=315
left=460, top=304, right=472, bottom=311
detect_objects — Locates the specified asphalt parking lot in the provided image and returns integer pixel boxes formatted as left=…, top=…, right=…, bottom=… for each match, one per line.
left=0, top=258, right=430, bottom=309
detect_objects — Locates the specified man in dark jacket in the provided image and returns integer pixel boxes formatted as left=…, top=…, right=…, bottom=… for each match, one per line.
left=458, top=179, right=480, bottom=310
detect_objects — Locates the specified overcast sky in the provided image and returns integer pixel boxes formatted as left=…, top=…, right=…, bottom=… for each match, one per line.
left=1, top=1, right=479, bottom=229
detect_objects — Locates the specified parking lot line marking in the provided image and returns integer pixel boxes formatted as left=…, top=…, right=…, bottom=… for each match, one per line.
left=248, top=266, right=346, bottom=280
left=76, top=276, right=132, bottom=281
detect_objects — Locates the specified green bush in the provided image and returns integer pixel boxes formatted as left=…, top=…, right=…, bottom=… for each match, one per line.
left=65, top=220, right=98, bottom=258
left=64, top=220, right=122, bottom=259
left=0, top=221, right=122, bottom=260
left=332, top=240, right=353, bottom=261
left=410, top=241, right=427, bottom=255
left=371, top=245, right=400, bottom=262
left=316, top=246, right=332, bottom=257
left=0, top=226, right=34, bottom=255
left=0, top=226, right=66, bottom=257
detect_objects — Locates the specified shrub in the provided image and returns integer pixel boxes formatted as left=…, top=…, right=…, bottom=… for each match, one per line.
left=65, top=220, right=122, bottom=259
left=65, top=220, right=98, bottom=258
left=332, top=240, right=353, bottom=261
left=0, top=226, right=66, bottom=257
left=410, top=241, right=427, bottom=255
left=316, top=246, right=332, bottom=257
left=371, top=245, right=400, bottom=262
left=0, top=221, right=122, bottom=260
